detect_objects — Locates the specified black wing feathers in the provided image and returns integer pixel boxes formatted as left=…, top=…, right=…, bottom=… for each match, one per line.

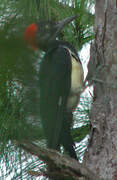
left=39, top=47, right=71, bottom=148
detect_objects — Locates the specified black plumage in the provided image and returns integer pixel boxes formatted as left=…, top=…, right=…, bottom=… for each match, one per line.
left=25, top=16, right=84, bottom=160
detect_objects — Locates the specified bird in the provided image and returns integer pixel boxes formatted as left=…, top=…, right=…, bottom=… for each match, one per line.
left=24, top=15, right=84, bottom=160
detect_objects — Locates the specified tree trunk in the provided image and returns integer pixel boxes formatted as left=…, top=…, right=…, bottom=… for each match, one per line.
left=84, top=0, right=117, bottom=180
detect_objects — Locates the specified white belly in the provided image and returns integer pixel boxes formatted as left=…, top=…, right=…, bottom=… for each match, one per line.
left=67, top=56, right=84, bottom=110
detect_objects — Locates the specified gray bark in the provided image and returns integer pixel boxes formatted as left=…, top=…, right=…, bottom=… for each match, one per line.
left=84, top=0, right=117, bottom=180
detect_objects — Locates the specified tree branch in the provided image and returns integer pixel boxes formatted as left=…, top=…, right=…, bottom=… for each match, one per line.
left=17, top=140, right=104, bottom=180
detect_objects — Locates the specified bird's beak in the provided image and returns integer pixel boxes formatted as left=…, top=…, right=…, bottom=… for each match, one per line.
left=52, top=15, right=77, bottom=39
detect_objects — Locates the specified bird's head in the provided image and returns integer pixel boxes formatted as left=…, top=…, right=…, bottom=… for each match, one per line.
left=24, top=15, right=77, bottom=51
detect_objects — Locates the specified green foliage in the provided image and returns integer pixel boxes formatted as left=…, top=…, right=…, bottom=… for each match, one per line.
left=0, top=0, right=94, bottom=179
left=59, top=0, right=94, bottom=50
left=0, top=142, right=44, bottom=180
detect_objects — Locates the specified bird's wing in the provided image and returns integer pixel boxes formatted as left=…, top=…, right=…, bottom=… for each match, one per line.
left=39, top=46, right=71, bottom=149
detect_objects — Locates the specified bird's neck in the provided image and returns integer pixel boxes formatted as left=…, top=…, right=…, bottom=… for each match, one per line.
left=42, top=40, right=78, bottom=56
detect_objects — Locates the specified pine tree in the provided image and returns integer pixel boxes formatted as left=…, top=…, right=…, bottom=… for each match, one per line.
left=0, top=0, right=94, bottom=179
